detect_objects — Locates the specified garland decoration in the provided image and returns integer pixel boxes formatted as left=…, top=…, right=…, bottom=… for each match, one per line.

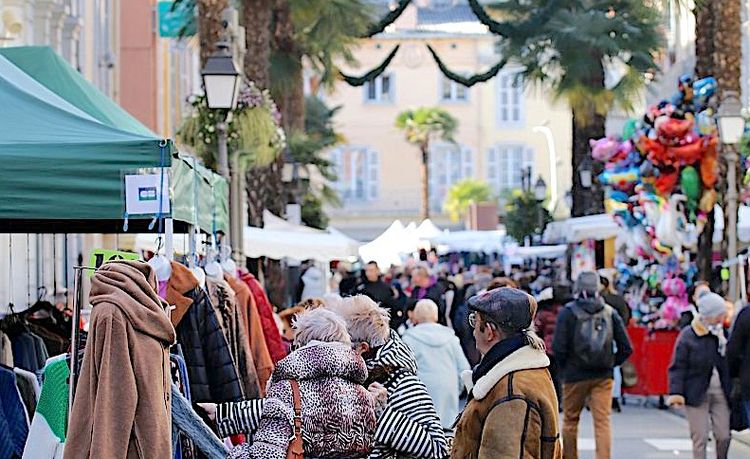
left=362, top=0, right=412, bottom=38
left=340, top=45, right=401, bottom=86
left=467, top=0, right=554, bottom=38
left=427, top=45, right=508, bottom=87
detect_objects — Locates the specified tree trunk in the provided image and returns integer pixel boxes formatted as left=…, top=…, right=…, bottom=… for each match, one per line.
left=714, top=0, right=742, bottom=290
left=694, top=0, right=716, bottom=280
left=197, top=0, right=228, bottom=66
left=420, top=146, right=430, bottom=221
left=693, top=0, right=716, bottom=78
left=571, top=110, right=606, bottom=217
left=242, top=0, right=273, bottom=88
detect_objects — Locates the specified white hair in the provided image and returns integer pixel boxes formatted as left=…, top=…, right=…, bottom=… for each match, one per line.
left=293, top=307, right=351, bottom=347
left=326, top=295, right=390, bottom=347
left=413, top=299, right=439, bottom=323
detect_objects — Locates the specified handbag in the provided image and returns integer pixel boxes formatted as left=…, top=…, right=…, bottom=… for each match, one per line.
left=621, top=360, right=638, bottom=388
left=287, top=379, right=305, bottom=459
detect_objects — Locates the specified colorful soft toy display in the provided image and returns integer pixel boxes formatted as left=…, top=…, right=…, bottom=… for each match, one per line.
left=591, top=75, right=718, bottom=328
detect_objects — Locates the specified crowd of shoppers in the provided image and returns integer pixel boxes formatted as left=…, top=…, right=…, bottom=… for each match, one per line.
left=188, top=255, right=750, bottom=459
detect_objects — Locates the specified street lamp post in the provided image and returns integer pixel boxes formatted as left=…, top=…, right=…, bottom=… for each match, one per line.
left=534, top=176, right=547, bottom=241
left=717, top=91, right=745, bottom=302
left=577, top=156, right=594, bottom=216
left=533, top=123, right=559, bottom=212
left=201, top=42, right=240, bottom=259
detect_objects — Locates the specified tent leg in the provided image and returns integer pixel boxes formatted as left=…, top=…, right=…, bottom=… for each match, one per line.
left=165, top=218, right=174, bottom=261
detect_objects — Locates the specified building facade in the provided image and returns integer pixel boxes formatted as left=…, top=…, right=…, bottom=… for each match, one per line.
left=323, top=2, right=573, bottom=240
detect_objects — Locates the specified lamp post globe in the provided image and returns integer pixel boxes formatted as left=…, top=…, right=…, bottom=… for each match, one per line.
left=534, top=176, right=547, bottom=202
left=201, top=43, right=240, bottom=110
left=718, top=91, right=744, bottom=145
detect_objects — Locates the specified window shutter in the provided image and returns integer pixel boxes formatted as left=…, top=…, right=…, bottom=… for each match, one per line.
left=368, top=149, right=379, bottom=200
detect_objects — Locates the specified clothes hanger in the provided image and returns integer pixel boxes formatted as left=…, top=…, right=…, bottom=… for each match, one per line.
left=220, top=244, right=237, bottom=278
left=203, top=243, right=222, bottom=280
left=148, top=236, right=173, bottom=282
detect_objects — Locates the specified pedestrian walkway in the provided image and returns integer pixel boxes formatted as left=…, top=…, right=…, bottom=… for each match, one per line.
left=569, top=404, right=750, bottom=458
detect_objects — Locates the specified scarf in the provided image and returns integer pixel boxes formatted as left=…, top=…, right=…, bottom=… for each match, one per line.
left=472, top=334, right=526, bottom=384
left=708, top=323, right=727, bottom=356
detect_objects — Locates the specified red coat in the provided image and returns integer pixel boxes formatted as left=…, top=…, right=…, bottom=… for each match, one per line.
left=534, top=304, right=561, bottom=356
left=240, top=272, right=288, bottom=363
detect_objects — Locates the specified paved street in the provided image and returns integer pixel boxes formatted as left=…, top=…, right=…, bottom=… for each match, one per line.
left=569, top=402, right=750, bottom=458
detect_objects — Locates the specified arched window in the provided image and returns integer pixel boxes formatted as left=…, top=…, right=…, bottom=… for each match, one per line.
left=329, top=146, right=380, bottom=202
left=429, top=142, right=473, bottom=211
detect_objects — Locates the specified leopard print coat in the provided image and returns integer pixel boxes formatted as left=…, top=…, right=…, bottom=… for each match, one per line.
left=229, top=341, right=381, bottom=459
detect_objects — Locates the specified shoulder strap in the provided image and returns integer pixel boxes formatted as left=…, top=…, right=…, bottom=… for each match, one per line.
left=287, top=379, right=305, bottom=459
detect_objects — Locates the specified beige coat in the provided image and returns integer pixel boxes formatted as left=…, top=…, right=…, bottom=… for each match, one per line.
left=65, top=261, right=176, bottom=459
left=452, top=346, right=562, bottom=459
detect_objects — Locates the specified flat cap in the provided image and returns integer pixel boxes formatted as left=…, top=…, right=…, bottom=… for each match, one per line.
left=468, top=287, right=536, bottom=331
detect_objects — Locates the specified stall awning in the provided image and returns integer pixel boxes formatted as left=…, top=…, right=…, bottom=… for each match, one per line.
left=0, top=49, right=171, bottom=231
left=243, top=212, right=360, bottom=262
left=543, top=214, right=621, bottom=244
left=0, top=46, right=227, bottom=234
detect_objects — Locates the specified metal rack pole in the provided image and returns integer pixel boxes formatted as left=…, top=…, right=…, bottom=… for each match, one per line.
left=68, top=265, right=97, bottom=417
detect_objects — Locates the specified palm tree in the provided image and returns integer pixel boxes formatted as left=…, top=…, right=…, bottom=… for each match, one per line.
left=444, top=179, right=494, bottom=223
left=197, top=0, right=228, bottom=65
left=395, top=107, right=458, bottom=220
left=482, top=0, right=663, bottom=217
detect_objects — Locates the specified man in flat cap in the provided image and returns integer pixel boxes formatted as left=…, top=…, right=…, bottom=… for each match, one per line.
left=452, top=287, right=562, bottom=458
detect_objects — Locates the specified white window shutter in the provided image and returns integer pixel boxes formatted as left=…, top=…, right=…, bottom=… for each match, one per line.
left=368, top=149, right=379, bottom=200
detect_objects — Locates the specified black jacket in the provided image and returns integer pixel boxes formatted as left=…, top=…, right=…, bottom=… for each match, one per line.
left=728, top=306, right=750, bottom=400
left=175, top=287, right=244, bottom=403
left=552, top=297, right=633, bottom=383
left=602, top=292, right=631, bottom=324
left=411, top=283, right=447, bottom=325
left=669, top=319, right=731, bottom=406
left=357, top=279, right=403, bottom=329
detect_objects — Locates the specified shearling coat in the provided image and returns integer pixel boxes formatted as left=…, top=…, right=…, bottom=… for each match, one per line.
left=65, top=261, right=176, bottom=459
left=452, top=346, right=562, bottom=459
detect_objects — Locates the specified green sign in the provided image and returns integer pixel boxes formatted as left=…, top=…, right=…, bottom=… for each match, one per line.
left=157, top=1, right=196, bottom=38
left=89, top=249, right=140, bottom=276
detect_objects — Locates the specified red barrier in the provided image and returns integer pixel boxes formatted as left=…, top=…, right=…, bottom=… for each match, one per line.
left=623, top=325, right=679, bottom=396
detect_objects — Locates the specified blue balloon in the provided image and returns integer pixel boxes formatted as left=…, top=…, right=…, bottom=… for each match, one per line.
left=693, top=77, right=717, bottom=100
left=609, top=190, right=630, bottom=203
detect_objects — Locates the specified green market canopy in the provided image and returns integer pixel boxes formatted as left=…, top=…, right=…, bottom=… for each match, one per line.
left=0, top=46, right=226, bottom=233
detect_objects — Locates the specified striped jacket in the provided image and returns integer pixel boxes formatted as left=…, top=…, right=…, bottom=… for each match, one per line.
left=367, top=331, right=449, bottom=459
left=216, top=332, right=448, bottom=459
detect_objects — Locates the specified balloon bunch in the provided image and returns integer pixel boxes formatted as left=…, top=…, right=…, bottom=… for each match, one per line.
left=591, top=75, right=719, bottom=327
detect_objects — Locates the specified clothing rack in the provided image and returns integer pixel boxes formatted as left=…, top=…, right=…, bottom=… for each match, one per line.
left=69, top=265, right=97, bottom=416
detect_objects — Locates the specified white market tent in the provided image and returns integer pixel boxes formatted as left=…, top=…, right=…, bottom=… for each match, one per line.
left=358, top=220, right=411, bottom=267
left=414, top=219, right=443, bottom=239
left=243, top=211, right=360, bottom=262
left=510, top=244, right=568, bottom=260
left=427, top=230, right=507, bottom=254
left=543, top=213, right=621, bottom=244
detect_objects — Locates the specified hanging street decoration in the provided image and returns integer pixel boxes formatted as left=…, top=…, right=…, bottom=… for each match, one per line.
left=590, top=75, right=719, bottom=329
left=426, top=45, right=508, bottom=87
left=466, top=0, right=555, bottom=38
left=340, top=45, right=401, bottom=86
left=362, top=0, right=412, bottom=38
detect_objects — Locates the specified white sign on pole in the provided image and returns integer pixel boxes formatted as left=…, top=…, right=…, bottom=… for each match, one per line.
left=124, top=173, right=171, bottom=215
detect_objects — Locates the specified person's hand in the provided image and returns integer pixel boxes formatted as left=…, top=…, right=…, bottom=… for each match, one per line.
left=197, top=402, right=217, bottom=421
left=368, top=382, right=388, bottom=417
left=666, top=395, right=685, bottom=407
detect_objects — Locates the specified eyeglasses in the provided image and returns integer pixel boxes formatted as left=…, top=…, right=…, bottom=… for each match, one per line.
left=468, top=311, right=477, bottom=328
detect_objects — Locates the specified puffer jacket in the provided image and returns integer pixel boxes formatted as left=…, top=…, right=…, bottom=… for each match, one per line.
left=166, top=262, right=243, bottom=403
left=452, top=345, right=562, bottom=459
left=207, top=276, right=261, bottom=399
left=65, top=261, right=176, bottom=459
left=367, top=330, right=449, bottom=459
left=240, top=272, right=287, bottom=364
left=228, top=341, right=381, bottom=459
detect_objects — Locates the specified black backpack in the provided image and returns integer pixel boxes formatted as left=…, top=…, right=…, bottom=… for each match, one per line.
left=569, top=301, right=615, bottom=370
